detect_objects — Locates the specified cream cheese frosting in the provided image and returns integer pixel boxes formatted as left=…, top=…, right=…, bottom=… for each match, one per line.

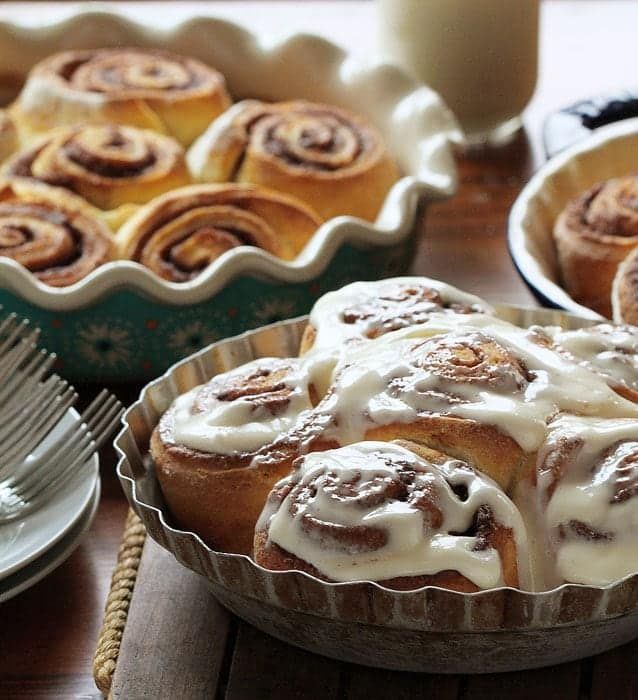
left=305, top=276, right=494, bottom=352
left=538, top=414, right=638, bottom=586
left=262, top=441, right=530, bottom=588
left=316, top=315, right=638, bottom=453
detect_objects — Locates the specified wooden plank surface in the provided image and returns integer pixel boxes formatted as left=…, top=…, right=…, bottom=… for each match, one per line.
left=1, top=1, right=638, bottom=698
left=110, top=538, right=231, bottom=699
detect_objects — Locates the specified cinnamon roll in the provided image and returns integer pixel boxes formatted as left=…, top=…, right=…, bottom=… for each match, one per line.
left=535, top=414, right=638, bottom=586
left=187, top=99, right=400, bottom=221
left=312, top=315, right=638, bottom=490
left=12, top=48, right=231, bottom=146
left=0, top=110, right=18, bottom=164
left=612, top=245, right=638, bottom=326
left=299, top=277, right=494, bottom=354
left=151, top=356, right=335, bottom=554
left=255, top=441, right=530, bottom=591
left=116, top=183, right=323, bottom=281
left=553, top=176, right=638, bottom=317
left=3, top=124, right=191, bottom=228
left=0, top=178, right=112, bottom=286
left=534, top=323, right=638, bottom=403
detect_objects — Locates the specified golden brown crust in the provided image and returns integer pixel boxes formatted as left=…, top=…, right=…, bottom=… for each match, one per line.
left=553, top=179, right=638, bottom=317
left=3, top=124, right=191, bottom=221
left=0, top=177, right=112, bottom=286
left=0, top=110, right=18, bottom=164
left=189, top=99, right=399, bottom=221
left=115, top=183, right=323, bottom=281
left=12, top=48, right=232, bottom=146
left=613, top=245, right=638, bottom=326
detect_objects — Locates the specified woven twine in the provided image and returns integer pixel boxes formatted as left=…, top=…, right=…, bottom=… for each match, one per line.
left=93, top=508, right=146, bottom=697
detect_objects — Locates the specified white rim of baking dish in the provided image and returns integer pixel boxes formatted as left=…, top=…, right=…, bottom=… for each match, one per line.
left=0, top=9, right=461, bottom=311
left=114, top=309, right=638, bottom=631
left=508, top=117, right=638, bottom=322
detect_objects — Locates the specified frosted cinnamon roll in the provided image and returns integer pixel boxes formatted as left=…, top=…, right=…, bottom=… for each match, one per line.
left=12, top=48, right=231, bottom=146
left=187, top=99, right=400, bottom=221
left=151, top=355, right=336, bottom=554
left=0, top=178, right=112, bottom=286
left=534, top=323, right=638, bottom=403
left=255, top=441, right=530, bottom=591
left=553, top=177, right=638, bottom=317
left=612, top=245, right=638, bottom=326
left=116, top=183, right=323, bottom=281
left=536, top=414, right=638, bottom=586
left=299, top=277, right=494, bottom=354
left=0, top=110, right=18, bottom=164
left=3, top=124, right=191, bottom=228
left=314, top=316, right=638, bottom=490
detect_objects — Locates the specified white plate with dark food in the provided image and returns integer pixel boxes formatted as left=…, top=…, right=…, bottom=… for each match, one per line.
left=117, top=276, right=638, bottom=674
left=509, top=117, right=638, bottom=324
left=0, top=407, right=100, bottom=581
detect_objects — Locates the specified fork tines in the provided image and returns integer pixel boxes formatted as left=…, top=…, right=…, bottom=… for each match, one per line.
left=0, top=390, right=124, bottom=522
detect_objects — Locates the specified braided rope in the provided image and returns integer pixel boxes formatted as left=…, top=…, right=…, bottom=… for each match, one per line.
left=93, top=508, right=146, bottom=696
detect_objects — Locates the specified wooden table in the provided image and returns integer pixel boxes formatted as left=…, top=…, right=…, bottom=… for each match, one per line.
left=2, top=2, right=638, bottom=698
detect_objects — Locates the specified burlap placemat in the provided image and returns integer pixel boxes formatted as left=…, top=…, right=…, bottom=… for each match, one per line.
left=93, top=508, right=146, bottom=697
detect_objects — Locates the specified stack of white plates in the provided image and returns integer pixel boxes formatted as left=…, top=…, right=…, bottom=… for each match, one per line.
left=0, top=408, right=100, bottom=603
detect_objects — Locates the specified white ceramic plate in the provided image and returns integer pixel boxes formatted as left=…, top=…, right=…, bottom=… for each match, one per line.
left=0, top=478, right=100, bottom=604
left=0, top=407, right=100, bottom=581
left=508, top=117, right=638, bottom=320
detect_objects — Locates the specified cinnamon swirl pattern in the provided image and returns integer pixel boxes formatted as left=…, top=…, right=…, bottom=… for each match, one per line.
left=553, top=176, right=638, bottom=317
left=255, top=441, right=529, bottom=591
left=13, top=48, right=231, bottom=146
left=613, top=245, right=638, bottom=326
left=536, top=415, right=638, bottom=586
left=151, top=355, right=334, bottom=554
left=0, top=178, right=112, bottom=286
left=300, top=277, right=494, bottom=354
left=116, top=184, right=323, bottom=281
left=3, top=124, right=191, bottom=226
left=187, top=99, right=400, bottom=221
left=150, top=277, right=638, bottom=589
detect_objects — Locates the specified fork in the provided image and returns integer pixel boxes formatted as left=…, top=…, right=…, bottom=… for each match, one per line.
left=0, top=390, right=124, bottom=523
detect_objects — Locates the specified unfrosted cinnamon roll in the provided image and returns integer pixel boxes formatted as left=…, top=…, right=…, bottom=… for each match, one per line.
left=612, top=245, right=638, bottom=326
left=299, top=277, right=494, bottom=354
left=255, top=441, right=530, bottom=591
left=0, top=110, right=18, bottom=164
left=151, top=356, right=336, bottom=554
left=187, top=99, right=400, bottom=221
left=3, top=124, right=191, bottom=228
left=553, top=177, right=638, bottom=317
left=116, top=183, right=323, bottom=281
left=12, top=48, right=231, bottom=146
left=0, top=178, right=112, bottom=286
left=535, top=414, right=638, bottom=586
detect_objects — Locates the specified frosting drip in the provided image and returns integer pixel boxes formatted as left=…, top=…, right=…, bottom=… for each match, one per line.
left=317, top=315, right=638, bottom=452
left=262, top=442, right=528, bottom=588
left=538, top=415, right=638, bottom=585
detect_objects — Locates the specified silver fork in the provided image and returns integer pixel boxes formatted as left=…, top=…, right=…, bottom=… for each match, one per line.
left=0, top=390, right=124, bottom=523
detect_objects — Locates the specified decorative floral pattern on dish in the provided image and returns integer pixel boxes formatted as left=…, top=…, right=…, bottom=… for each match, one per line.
left=167, top=321, right=220, bottom=355
left=76, top=323, right=134, bottom=369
